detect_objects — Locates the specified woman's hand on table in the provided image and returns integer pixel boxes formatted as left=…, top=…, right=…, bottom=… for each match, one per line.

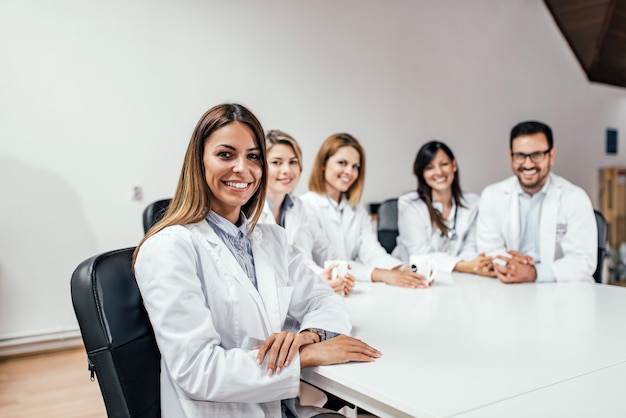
left=372, top=267, right=432, bottom=288
left=255, top=331, right=317, bottom=376
left=299, top=334, right=381, bottom=368
left=455, top=253, right=497, bottom=277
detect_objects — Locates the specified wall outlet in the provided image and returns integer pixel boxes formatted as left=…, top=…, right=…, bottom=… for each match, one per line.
left=132, top=185, right=143, bottom=201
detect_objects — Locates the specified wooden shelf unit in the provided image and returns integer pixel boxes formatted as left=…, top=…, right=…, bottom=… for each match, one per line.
left=600, top=166, right=626, bottom=248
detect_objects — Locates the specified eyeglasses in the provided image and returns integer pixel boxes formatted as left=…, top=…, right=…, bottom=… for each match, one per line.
left=511, top=149, right=551, bottom=163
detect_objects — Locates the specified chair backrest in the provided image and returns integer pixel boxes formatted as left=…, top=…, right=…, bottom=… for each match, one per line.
left=594, top=209, right=608, bottom=283
left=142, top=198, right=172, bottom=234
left=377, top=198, right=399, bottom=254
left=71, top=247, right=160, bottom=418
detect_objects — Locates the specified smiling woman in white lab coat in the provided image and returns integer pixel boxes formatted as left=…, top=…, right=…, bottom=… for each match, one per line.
left=300, top=133, right=430, bottom=288
left=259, top=129, right=354, bottom=296
left=133, top=104, right=380, bottom=418
left=392, top=141, right=495, bottom=276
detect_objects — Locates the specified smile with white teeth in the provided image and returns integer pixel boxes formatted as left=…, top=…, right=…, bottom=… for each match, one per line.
left=225, top=181, right=248, bottom=189
left=521, top=168, right=538, bottom=175
left=339, top=175, right=351, bottom=183
left=433, top=177, right=447, bottom=183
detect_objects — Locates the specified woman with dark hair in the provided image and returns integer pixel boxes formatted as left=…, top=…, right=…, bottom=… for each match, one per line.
left=392, top=141, right=495, bottom=276
left=133, top=104, right=380, bottom=417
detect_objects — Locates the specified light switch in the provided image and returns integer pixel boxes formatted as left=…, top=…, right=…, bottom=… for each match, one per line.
left=606, top=128, right=618, bottom=155
left=132, top=186, right=143, bottom=201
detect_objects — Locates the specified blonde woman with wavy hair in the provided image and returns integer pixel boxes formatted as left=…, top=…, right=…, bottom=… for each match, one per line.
left=133, top=104, right=380, bottom=418
left=301, top=133, right=431, bottom=288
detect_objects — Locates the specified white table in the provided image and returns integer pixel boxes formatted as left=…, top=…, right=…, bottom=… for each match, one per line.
left=301, top=273, right=626, bottom=418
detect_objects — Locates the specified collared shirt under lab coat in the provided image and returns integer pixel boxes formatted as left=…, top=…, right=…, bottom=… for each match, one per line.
left=476, top=173, right=597, bottom=282
left=134, top=219, right=351, bottom=418
left=259, top=195, right=341, bottom=274
left=299, top=191, right=402, bottom=281
left=392, top=191, right=480, bottom=272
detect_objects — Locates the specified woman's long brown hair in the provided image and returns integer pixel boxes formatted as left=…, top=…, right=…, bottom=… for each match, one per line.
left=133, top=103, right=267, bottom=265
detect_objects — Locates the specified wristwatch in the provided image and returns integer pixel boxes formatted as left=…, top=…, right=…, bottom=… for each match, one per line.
left=300, top=328, right=326, bottom=342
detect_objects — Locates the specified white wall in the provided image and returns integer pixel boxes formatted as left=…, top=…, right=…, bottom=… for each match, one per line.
left=1, top=0, right=625, bottom=344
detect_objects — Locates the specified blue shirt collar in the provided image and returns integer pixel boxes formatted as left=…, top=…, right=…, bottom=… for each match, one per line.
left=206, top=210, right=250, bottom=237
left=266, top=194, right=295, bottom=211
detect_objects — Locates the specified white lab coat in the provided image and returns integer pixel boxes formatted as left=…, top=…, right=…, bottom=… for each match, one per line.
left=259, top=196, right=341, bottom=274
left=299, top=192, right=402, bottom=281
left=476, top=174, right=597, bottom=282
left=134, top=220, right=351, bottom=418
left=392, top=191, right=480, bottom=272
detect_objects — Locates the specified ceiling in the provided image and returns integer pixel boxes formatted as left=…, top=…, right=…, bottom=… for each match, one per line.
left=544, top=0, right=626, bottom=88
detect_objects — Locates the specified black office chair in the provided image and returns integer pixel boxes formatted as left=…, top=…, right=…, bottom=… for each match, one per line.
left=142, top=198, right=171, bottom=233
left=377, top=198, right=399, bottom=254
left=594, top=209, right=608, bottom=283
left=71, top=247, right=160, bottom=418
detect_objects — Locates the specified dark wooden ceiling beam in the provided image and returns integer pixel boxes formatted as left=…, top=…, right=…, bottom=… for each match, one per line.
left=544, top=0, right=626, bottom=88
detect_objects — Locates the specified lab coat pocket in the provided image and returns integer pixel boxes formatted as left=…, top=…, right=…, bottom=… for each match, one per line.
left=556, top=222, right=568, bottom=238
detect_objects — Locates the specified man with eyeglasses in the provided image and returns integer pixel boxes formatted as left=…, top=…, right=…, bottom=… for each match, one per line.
left=476, top=121, right=597, bottom=283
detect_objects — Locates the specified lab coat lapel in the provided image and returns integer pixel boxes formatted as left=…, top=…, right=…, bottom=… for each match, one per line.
left=336, top=196, right=355, bottom=257
left=505, top=179, right=521, bottom=250
left=539, top=176, right=558, bottom=263
left=316, top=193, right=342, bottom=225
left=454, top=205, right=467, bottom=253
left=249, top=229, right=283, bottom=333
left=189, top=221, right=273, bottom=335
left=339, top=195, right=356, bottom=226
